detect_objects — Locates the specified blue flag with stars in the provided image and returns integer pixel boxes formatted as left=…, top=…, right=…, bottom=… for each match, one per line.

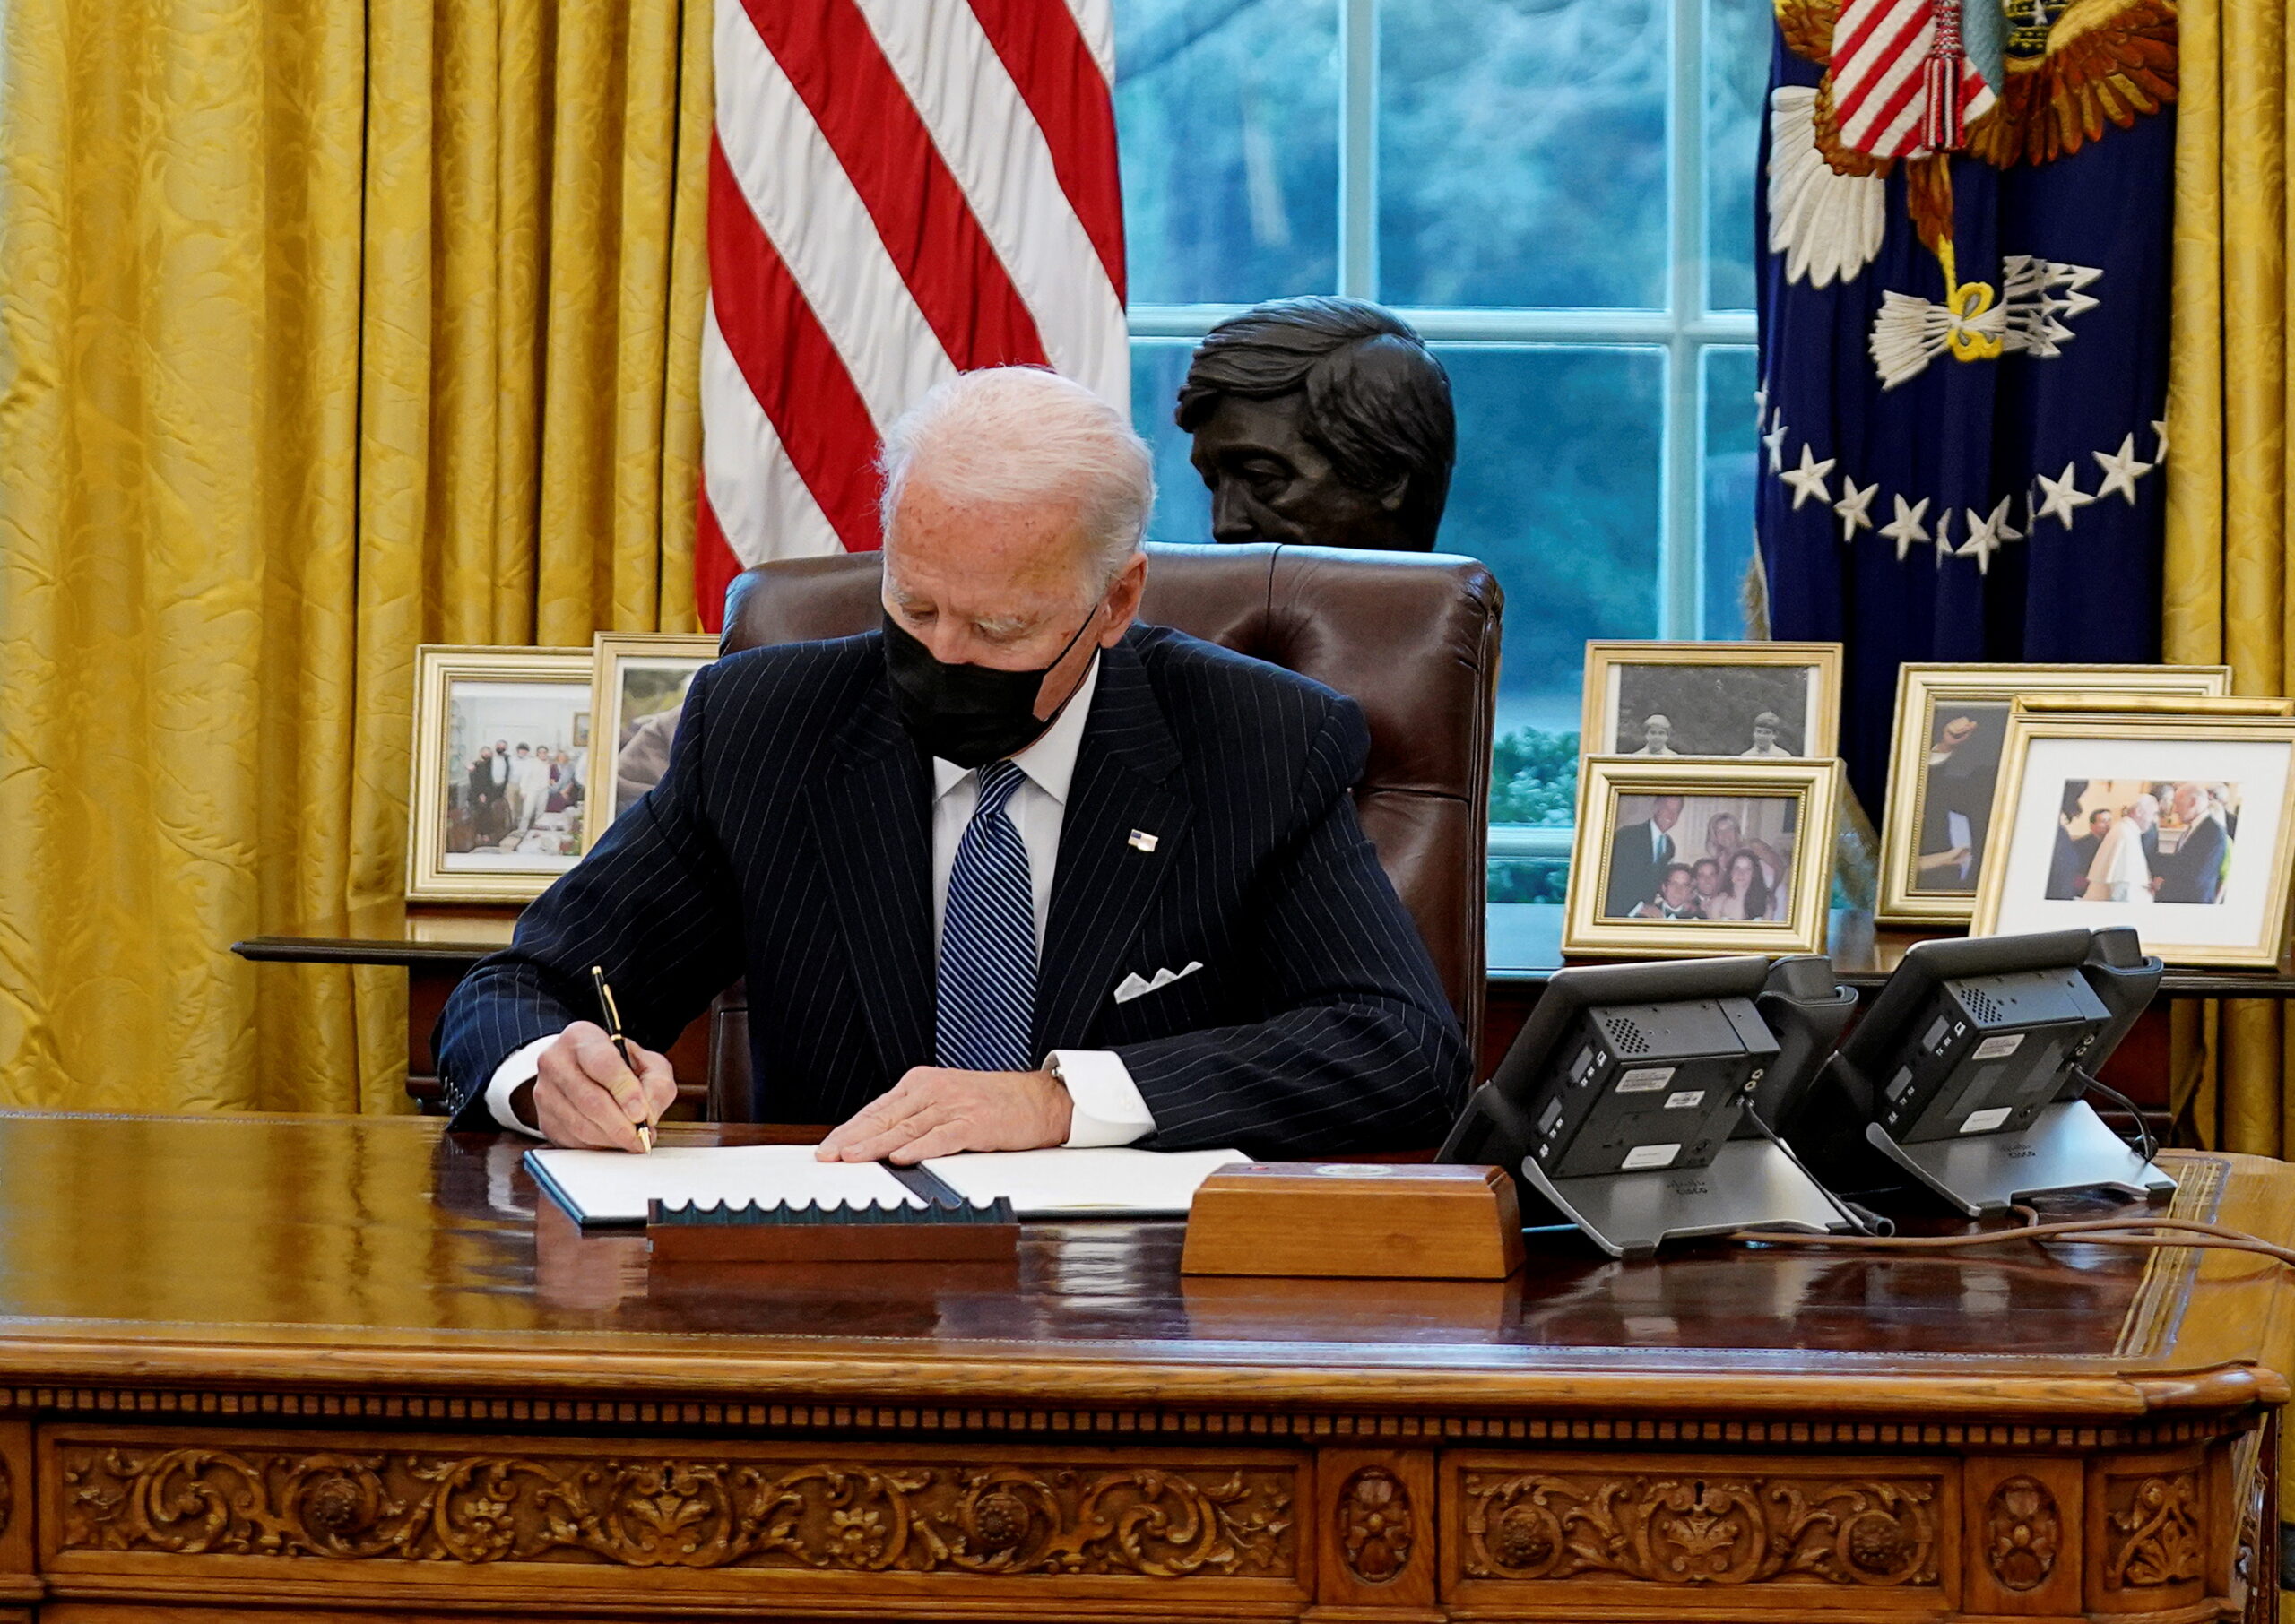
left=1755, top=0, right=2175, bottom=815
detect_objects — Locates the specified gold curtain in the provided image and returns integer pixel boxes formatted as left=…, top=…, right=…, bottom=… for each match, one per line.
left=2162, top=0, right=2295, bottom=1155
left=0, top=0, right=713, bottom=1113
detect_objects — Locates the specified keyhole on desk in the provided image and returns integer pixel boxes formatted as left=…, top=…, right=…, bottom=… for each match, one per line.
left=1661, top=1478, right=1743, bottom=1578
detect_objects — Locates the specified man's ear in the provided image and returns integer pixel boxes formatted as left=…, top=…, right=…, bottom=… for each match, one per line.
left=1100, top=550, right=1149, bottom=644
left=1376, top=473, right=1412, bottom=514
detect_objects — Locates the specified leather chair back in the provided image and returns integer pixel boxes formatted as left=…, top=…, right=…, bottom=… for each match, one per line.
left=710, top=541, right=1503, bottom=1112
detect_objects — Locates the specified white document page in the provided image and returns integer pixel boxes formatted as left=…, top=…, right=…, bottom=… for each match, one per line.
left=922, top=1147, right=1248, bottom=1218
left=526, top=1144, right=922, bottom=1227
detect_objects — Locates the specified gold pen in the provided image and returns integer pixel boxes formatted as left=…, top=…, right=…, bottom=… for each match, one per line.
left=589, top=964, right=654, bottom=1153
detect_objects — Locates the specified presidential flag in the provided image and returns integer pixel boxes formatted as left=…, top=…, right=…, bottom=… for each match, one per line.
left=1755, top=0, right=2175, bottom=813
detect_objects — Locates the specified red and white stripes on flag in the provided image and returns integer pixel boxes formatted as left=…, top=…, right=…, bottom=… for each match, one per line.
left=698, top=0, right=1129, bottom=627
left=1828, top=0, right=1995, bottom=160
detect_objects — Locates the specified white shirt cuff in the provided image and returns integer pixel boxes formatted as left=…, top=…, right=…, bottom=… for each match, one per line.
left=1050, top=1049, right=1156, bottom=1146
left=484, top=1034, right=559, bottom=1136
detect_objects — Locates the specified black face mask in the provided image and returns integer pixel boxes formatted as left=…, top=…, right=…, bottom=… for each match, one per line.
left=881, top=606, right=1100, bottom=768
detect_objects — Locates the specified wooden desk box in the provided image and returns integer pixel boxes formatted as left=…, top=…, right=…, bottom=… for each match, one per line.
left=1182, top=1161, right=1526, bottom=1279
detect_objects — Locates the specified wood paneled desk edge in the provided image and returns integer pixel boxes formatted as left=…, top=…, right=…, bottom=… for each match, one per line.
left=0, top=1110, right=2286, bottom=1622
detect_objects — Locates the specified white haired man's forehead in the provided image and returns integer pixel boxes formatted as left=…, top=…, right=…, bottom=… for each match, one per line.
left=878, top=365, right=1155, bottom=581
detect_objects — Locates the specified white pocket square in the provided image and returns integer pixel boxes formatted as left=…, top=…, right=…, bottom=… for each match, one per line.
left=1113, top=961, right=1204, bottom=1004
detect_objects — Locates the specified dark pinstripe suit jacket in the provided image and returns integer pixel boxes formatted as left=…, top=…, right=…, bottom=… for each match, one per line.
left=432, top=624, right=1469, bottom=1156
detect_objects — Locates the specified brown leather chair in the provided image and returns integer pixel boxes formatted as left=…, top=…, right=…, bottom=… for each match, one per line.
left=706, top=541, right=1503, bottom=1119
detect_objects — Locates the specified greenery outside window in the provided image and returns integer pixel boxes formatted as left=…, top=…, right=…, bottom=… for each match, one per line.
left=1113, top=0, right=1769, bottom=914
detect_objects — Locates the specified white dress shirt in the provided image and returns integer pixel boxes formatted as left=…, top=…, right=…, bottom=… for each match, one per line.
left=485, top=652, right=1156, bottom=1145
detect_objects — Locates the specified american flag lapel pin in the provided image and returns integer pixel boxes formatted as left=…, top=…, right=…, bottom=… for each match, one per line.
left=1127, top=829, right=1158, bottom=852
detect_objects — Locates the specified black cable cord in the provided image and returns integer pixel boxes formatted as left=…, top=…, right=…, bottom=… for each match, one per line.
left=1736, top=1087, right=1891, bottom=1240
left=2075, top=1067, right=2158, bottom=1166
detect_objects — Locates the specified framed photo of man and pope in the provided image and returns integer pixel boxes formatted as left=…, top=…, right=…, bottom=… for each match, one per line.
left=1875, top=663, right=2234, bottom=926
left=1973, top=711, right=2295, bottom=968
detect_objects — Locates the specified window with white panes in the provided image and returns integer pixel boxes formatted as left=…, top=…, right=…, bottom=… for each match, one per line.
left=1113, top=0, right=1769, bottom=909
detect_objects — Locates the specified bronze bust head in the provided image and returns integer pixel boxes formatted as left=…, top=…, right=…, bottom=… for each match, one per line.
left=1174, top=296, right=1456, bottom=552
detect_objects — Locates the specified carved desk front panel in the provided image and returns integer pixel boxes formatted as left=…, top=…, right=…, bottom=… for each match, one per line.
left=0, top=1112, right=2275, bottom=1623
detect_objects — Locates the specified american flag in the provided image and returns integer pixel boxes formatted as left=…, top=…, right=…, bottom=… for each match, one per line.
left=699, top=0, right=1130, bottom=628
left=1829, top=0, right=1995, bottom=159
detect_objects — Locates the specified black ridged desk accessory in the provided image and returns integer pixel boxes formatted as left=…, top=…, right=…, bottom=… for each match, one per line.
left=645, top=1187, right=1019, bottom=1264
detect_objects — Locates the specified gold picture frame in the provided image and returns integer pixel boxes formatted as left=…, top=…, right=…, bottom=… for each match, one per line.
left=1970, top=712, right=2295, bottom=968
left=1877, top=664, right=2234, bottom=926
left=2012, top=693, right=2293, bottom=720
left=1563, top=756, right=1843, bottom=959
left=585, top=632, right=720, bottom=852
left=1580, top=641, right=1843, bottom=761
left=406, top=645, right=595, bottom=903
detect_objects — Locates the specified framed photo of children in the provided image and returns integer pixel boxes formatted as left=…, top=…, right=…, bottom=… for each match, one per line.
left=1970, top=713, right=2295, bottom=968
left=1563, top=757, right=1843, bottom=958
left=585, top=632, right=719, bottom=852
left=407, top=645, right=596, bottom=903
left=1877, top=664, right=2233, bottom=926
left=1581, top=641, right=1842, bottom=763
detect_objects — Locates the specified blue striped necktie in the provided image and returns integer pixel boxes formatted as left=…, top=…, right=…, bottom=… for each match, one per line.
left=936, top=759, right=1037, bottom=1072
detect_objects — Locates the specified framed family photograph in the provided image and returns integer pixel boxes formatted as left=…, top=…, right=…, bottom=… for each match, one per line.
left=1876, top=663, right=2234, bottom=926
left=1970, top=713, right=2295, bottom=968
left=407, top=645, right=596, bottom=903
left=585, top=632, right=719, bottom=852
left=1581, top=641, right=1842, bottom=762
left=1563, top=757, right=1843, bottom=958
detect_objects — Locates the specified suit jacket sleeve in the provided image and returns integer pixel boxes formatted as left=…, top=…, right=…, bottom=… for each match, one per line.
left=2172, top=819, right=2227, bottom=903
left=1108, top=693, right=1469, bottom=1157
left=432, top=666, right=746, bottom=1128
left=2047, top=829, right=2083, bottom=900
left=1605, top=825, right=1642, bottom=918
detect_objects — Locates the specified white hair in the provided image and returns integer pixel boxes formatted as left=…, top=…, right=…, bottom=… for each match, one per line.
left=877, top=367, right=1156, bottom=590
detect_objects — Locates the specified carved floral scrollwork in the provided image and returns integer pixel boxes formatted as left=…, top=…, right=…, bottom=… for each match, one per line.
left=922, top=1465, right=1292, bottom=1577
left=2235, top=1450, right=2266, bottom=1594
left=1983, top=1476, right=2059, bottom=1592
left=57, top=1446, right=1294, bottom=1578
left=2104, top=1473, right=2204, bottom=1590
left=1461, top=1472, right=1938, bottom=1588
left=1335, top=1467, right=1413, bottom=1584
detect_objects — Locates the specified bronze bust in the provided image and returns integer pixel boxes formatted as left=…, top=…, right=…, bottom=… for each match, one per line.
left=1175, top=296, right=1456, bottom=552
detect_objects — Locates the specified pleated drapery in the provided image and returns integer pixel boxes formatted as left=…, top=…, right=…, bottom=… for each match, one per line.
left=0, top=0, right=713, bottom=1113
left=2161, top=0, right=2295, bottom=1156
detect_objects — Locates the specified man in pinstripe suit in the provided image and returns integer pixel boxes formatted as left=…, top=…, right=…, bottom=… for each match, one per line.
left=434, top=368, right=1468, bottom=1162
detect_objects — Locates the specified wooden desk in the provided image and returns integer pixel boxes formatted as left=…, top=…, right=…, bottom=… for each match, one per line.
left=0, top=1112, right=2283, bottom=1621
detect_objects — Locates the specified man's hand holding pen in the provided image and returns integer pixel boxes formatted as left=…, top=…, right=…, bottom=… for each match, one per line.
left=513, top=1021, right=676, bottom=1152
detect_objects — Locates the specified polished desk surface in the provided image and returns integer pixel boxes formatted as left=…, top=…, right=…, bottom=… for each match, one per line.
left=0, top=1109, right=2283, bottom=1424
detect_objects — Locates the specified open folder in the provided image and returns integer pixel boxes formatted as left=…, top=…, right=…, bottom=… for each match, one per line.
left=526, top=1143, right=1248, bottom=1229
